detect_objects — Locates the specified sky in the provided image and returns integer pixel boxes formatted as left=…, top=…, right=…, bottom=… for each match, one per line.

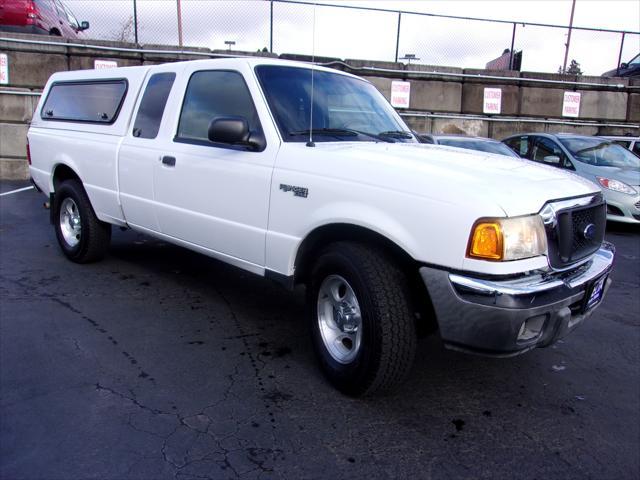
left=65, top=0, right=640, bottom=75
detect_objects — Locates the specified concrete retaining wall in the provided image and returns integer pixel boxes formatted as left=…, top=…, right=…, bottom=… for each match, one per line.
left=1, top=32, right=638, bottom=179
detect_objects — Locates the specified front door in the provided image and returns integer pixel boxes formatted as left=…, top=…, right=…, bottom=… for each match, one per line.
left=153, top=68, right=277, bottom=269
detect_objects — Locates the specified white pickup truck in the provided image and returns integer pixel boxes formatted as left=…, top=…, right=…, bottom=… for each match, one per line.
left=28, top=58, right=615, bottom=396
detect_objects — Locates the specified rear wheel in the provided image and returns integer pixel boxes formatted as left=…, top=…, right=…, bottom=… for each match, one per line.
left=53, top=179, right=111, bottom=263
left=308, top=242, right=417, bottom=396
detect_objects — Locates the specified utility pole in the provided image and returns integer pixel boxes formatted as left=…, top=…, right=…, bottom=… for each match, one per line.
left=176, top=0, right=184, bottom=47
left=133, top=0, right=138, bottom=44
left=562, top=0, right=576, bottom=74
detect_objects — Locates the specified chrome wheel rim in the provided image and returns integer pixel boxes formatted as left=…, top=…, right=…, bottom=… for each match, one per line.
left=317, top=275, right=363, bottom=364
left=59, top=197, right=81, bottom=248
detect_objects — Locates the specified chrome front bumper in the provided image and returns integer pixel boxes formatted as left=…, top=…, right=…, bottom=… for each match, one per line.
left=420, top=243, right=615, bottom=356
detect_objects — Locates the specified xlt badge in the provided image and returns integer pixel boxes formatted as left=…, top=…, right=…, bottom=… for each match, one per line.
left=280, top=184, right=309, bottom=198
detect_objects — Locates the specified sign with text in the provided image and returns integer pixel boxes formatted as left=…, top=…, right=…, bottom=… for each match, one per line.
left=562, top=91, right=581, bottom=117
left=390, top=81, right=411, bottom=108
left=94, top=59, right=118, bottom=69
left=0, top=54, right=8, bottom=85
left=483, top=88, right=502, bottom=114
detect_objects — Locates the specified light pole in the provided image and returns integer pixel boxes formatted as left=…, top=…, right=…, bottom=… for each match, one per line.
left=133, top=0, right=138, bottom=45
left=562, top=0, right=577, bottom=74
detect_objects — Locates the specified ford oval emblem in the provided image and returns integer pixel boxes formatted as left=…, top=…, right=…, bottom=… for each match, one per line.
left=583, top=223, right=596, bottom=241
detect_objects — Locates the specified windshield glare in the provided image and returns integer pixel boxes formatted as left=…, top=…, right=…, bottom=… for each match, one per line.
left=437, top=138, right=519, bottom=157
left=255, top=65, right=415, bottom=143
left=559, top=137, right=640, bottom=169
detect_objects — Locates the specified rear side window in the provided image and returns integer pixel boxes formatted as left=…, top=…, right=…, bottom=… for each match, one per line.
left=176, top=70, right=262, bottom=144
left=132, top=73, right=176, bottom=139
left=41, top=80, right=127, bottom=124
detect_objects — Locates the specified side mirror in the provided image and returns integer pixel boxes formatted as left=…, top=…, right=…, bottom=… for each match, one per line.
left=620, top=62, right=628, bottom=69
left=208, top=116, right=250, bottom=144
left=80, top=21, right=90, bottom=31
left=543, top=155, right=561, bottom=165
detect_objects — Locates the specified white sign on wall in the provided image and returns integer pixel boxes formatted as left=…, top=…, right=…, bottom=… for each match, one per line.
left=390, top=81, right=411, bottom=109
left=94, top=59, right=118, bottom=69
left=483, top=88, right=502, bottom=114
left=0, top=54, right=9, bottom=85
left=562, top=91, right=581, bottom=118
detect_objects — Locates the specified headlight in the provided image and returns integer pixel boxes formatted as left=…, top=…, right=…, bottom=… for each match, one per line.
left=467, top=215, right=547, bottom=261
left=596, top=177, right=637, bottom=195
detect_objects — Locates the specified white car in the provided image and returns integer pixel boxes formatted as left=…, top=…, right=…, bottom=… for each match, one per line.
left=28, top=58, right=615, bottom=395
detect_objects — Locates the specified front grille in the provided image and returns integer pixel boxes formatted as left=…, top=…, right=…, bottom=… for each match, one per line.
left=545, top=196, right=606, bottom=269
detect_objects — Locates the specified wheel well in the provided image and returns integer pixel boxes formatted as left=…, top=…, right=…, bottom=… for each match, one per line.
left=294, top=223, right=437, bottom=336
left=52, top=164, right=80, bottom=191
left=49, top=28, right=61, bottom=36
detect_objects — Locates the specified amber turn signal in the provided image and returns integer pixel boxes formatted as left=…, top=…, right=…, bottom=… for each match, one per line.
left=468, top=222, right=503, bottom=260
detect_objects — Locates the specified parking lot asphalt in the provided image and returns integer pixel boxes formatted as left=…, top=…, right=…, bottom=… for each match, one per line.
left=1, top=180, right=639, bottom=480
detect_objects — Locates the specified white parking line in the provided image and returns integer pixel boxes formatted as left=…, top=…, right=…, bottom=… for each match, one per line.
left=0, top=186, right=34, bottom=197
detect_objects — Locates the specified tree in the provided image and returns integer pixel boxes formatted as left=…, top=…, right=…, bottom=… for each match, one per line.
left=567, top=59, right=583, bottom=75
left=558, top=59, right=583, bottom=75
left=111, top=15, right=135, bottom=43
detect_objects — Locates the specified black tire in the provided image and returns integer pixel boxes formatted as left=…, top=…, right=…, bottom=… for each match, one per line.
left=308, top=242, right=417, bottom=396
left=53, top=179, right=111, bottom=263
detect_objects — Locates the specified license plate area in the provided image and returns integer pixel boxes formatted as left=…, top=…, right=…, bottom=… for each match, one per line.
left=582, top=274, right=607, bottom=313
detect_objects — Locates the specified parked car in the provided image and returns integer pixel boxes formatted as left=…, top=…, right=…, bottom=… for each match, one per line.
left=602, top=52, right=640, bottom=78
left=0, top=0, right=89, bottom=38
left=599, top=135, right=640, bottom=157
left=503, top=133, right=640, bottom=223
left=417, top=134, right=521, bottom=158
left=28, top=59, right=614, bottom=396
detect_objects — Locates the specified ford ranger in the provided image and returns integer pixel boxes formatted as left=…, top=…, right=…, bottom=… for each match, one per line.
left=28, top=58, right=615, bottom=396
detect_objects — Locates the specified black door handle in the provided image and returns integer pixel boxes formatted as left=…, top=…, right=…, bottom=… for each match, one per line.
left=161, top=155, right=176, bottom=167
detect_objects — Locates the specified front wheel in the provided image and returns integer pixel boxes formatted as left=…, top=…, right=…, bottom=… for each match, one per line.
left=53, top=179, right=111, bottom=263
left=308, top=242, right=417, bottom=396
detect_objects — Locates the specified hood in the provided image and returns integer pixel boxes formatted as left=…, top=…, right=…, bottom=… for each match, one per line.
left=291, top=142, right=600, bottom=217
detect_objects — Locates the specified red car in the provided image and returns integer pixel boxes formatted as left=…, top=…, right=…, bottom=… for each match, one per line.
left=0, top=0, right=89, bottom=38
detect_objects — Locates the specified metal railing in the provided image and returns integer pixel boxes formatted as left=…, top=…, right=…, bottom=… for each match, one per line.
left=61, top=0, right=639, bottom=75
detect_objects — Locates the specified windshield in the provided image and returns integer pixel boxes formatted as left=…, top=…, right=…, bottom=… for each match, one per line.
left=437, top=138, right=520, bottom=157
left=255, top=65, right=416, bottom=143
left=628, top=53, right=640, bottom=66
left=559, top=137, right=640, bottom=169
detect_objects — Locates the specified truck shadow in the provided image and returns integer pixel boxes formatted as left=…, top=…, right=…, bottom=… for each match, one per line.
left=106, top=229, right=548, bottom=407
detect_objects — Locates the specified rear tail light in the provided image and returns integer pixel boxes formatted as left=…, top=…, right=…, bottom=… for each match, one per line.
left=26, top=1, right=37, bottom=21
left=26, top=140, right=31, bottom=166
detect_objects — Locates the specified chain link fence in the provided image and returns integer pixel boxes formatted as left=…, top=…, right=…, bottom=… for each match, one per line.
left=62, top=0, right=639, bottom=75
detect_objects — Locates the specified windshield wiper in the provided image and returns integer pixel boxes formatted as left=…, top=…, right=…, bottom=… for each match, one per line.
left=575, top=143, right=609, bottom=156
left=377, top=130, right=414, bottom=140
left=289, top=128, right=395, bottom=143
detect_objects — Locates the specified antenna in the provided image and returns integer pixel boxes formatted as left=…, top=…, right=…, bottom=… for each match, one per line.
left=306, top=4, right=316, bottom=148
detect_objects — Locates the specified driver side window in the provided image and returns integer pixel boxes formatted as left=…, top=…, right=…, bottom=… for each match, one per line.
left=532, top=137, right=572, bottom=169
left=176, top=70, right=263, bottom=146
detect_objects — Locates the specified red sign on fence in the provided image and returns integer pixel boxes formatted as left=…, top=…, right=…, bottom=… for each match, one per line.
left=391, top=81, right=411, bottom=108
left=562, top=91, right=581, bottom=118
left=0, top=54, right=9, bottom=85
